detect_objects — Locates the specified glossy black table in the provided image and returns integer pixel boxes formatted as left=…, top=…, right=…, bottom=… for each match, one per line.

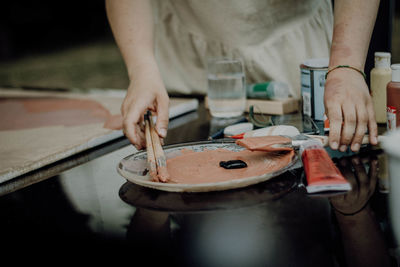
left=0, top=101, right=397, bottom=266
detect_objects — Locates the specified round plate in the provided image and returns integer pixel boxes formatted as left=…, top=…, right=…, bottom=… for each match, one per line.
left=117, top=140, right=299, bottom=192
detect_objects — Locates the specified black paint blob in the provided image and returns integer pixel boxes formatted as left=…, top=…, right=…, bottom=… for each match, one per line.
left=219, top=160, right=248, bottom=169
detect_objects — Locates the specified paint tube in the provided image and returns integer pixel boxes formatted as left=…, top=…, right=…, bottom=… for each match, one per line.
left=300, top=139, right=351, bottom=193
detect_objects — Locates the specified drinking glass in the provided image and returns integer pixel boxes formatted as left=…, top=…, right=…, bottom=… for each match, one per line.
left=207, top=58, right=246, bottom=118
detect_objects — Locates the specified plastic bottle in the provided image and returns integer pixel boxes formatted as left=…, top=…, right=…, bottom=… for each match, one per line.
left=246, top=81, right=290, bottom=100
left=371, top=52, right=391, bottom=124
left=387, top=64, right=400, bottom=131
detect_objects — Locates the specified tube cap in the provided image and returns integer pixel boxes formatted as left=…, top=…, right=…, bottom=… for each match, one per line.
left=392, top=64, right=400, bottom=82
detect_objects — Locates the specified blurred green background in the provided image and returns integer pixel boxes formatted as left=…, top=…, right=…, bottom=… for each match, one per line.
left=0, top=38, right=129, bottom=90
left=0, top=0, right=398, bottom=91
left=0, top=0, right=129, bottom=91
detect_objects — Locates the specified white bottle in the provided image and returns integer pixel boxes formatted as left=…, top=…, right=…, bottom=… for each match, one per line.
left=371, top=52, right=391, bottom=124
left=246, top=81, right=290, bottom=100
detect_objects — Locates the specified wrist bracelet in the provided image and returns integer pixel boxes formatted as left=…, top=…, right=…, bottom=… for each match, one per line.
left=330, top=202, right=369, bottom=217
left=325, top=65, right=367, bottom=81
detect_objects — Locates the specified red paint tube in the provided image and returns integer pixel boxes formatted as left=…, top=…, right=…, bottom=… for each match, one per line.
left=300, top=140, right=351, bottom=193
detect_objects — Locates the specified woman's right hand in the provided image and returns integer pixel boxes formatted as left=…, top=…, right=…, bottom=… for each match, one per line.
left=106, top=0, right=167, bottom=150
left=121, top=64, right=169, bottom=150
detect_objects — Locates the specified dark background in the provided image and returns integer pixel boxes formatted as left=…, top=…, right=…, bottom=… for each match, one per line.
left=0, top=0, right=128, bottom=90
left=0, top=0, right=109, bottom=60
left=0, top=0, right=398, bottom=90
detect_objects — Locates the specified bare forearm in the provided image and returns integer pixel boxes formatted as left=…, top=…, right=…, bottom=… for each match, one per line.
left=330, top=0, right=380, bottom=70
left=335, top=208, right=392, bottom=267
left=324, top=0, right=380, bottom=152
left=105, top=0, right=156, bottom=79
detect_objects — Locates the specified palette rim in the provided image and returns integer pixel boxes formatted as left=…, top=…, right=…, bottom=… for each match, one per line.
left=117, top=140, right=299, bottom=192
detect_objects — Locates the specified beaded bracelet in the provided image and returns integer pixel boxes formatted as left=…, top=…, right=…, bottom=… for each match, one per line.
left=325, top=65, right=367, bottom=81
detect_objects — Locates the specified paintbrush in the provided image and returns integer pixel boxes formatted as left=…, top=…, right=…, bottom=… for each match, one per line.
left=144, top=112, right=158, bottom=182
left=269, top=134, right=387, bottom=150
left=230, top=125, right=385, bottom=148
left=304, top=134, right=387, bottom=147
left=237, top=134, right=387, bottom=152
left=147, top=111, right=170, bottom=182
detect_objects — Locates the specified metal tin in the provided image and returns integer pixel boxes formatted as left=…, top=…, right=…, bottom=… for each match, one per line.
left=300, top=58, right=329, bottom=121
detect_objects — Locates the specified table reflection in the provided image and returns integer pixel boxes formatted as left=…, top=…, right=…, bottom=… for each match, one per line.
left=120, top=168, right=336, bottom=267
left=120, top=148, right=399, bottom=267
left=329, top=151, right=394, bottom=267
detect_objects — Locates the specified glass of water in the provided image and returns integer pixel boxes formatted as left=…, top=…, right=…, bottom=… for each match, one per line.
left=207, top=58, right=246, bottom=118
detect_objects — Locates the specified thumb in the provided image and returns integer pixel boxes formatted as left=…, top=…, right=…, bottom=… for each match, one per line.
left=155, top=95, right=169, bottom=138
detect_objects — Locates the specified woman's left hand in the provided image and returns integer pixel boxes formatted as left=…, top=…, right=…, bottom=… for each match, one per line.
left=324, top=68, right=378, bottom=152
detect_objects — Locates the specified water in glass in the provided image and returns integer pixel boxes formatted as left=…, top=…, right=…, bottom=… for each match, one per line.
left=207, top=59, right=246, bottom=118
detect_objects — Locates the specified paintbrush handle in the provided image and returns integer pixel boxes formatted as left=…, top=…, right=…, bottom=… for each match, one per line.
left=304, top=135, right=329, bottom=146
left=149, top=114, right=166, bottom=159
left=144, top=119, right=158, bottom=181
left=305, top=134, right=386, bottom=147
left=148, top=112, right=170, bottom=182
left=150, top=126, right=166, bottom=164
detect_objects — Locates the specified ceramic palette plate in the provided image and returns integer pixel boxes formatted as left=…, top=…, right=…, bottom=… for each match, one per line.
left=117, top=140, right=299, bottom=192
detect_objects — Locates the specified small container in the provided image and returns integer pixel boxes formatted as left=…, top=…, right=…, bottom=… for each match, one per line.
left=381, top=128, right=400, bottom=247
left=323, top=114, right=330, bottom=132
left=387, top=64, right=400, bottom=131
left=246, top=81, right=290, bottom=100
left=371, top=52, right=391, bottom=124
left=300, top=58, right=329, bottom=121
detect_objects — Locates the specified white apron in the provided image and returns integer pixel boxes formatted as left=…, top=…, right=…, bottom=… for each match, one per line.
left=153, top=0, right=333, bottom=98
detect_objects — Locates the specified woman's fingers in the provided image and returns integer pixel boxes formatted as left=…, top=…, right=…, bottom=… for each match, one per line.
left=340, top=104, right=357, bottom=152
left=350, top=104, right=368, bottom=152
left=124, top=104, right=147, bottom=150
left=121, top=72, right=169, bottom=149
left=325, top=70, right=377, bottom=152
left=327, top=107, right=342, bottom=151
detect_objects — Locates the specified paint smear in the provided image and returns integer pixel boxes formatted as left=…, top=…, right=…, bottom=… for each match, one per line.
left=0, top=97, right=123, bottom=131
left=166, top=148, right=294, bottom=184
left=236, top=136, right=293, bottom=152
